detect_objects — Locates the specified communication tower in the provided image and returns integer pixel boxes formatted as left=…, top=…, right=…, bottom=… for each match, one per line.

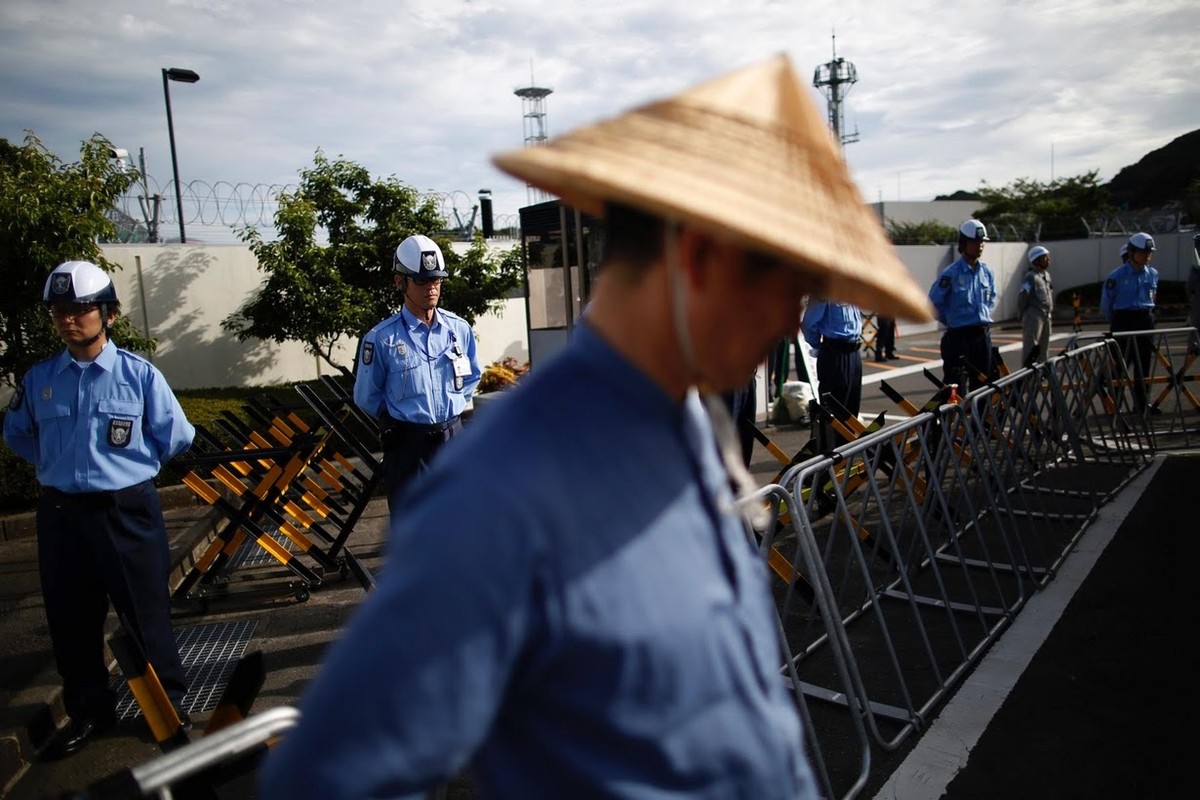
left=812, top=32, right=860, bottom=148
left=515, top=68, right=554, bottom=205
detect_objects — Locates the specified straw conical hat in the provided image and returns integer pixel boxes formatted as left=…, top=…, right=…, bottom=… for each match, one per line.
left=493, top=53, right=933, bottom=322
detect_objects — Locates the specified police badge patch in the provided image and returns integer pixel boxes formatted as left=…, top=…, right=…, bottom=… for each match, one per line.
left=362, top=341, right=374, bottom=365
left=51, top=274, right=71, bottom=296
left=108, top=418, right=133, bottom=448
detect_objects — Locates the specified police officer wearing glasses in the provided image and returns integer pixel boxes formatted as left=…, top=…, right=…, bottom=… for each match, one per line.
left=928, top=219, right=998, bottom=391
left=354, top=235, right=482, bottom=509
left=3, top=260, right=195, bottom=759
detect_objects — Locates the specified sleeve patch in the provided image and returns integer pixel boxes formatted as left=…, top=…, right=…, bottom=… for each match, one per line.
left=361, top=341, right=374, bottom=365
left=938, top=276, right=951, bottom=288
left=1105, top=279, right=1116, bottom=289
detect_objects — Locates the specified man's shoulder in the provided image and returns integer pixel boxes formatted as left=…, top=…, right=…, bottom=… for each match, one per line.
left=438, top=308, right=471, bottom=329
left=114, top=347, right=155, bottom=368
left=22, top=352, right=63, bottom=379
left=364, top=312, right=405, bottom=338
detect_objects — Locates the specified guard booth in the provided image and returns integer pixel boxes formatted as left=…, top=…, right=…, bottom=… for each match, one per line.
left=518, top=199, right=605, bottom=367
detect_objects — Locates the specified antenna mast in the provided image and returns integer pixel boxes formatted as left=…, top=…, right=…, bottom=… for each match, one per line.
left=514, top=60, right=554, bottom=205
left=812, top=31, right=860, bottom=148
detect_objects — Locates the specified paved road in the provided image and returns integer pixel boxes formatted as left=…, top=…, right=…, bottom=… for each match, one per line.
left=1, top=318, right=1193, bottom=799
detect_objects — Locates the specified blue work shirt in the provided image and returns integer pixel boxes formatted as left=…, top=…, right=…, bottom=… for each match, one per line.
left=3, top=341, right=194, bottom=493
left=1100, top=263, right=1158, bottom=320
left=928, top=257, right=997, bottom=328
left=353, top=306, right=481, bottom=424
left=260, top=322, right=817, bottom=800
left=803, top=300, right=863, bottom=350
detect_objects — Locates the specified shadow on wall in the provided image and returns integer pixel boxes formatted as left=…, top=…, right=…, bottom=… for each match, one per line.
left=137, top=249, right=275, bottom=389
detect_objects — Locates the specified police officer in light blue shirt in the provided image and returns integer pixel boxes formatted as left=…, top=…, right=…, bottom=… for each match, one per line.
left=803, top=299, right=864, bottom=446
left=1101, top=232, right=1160, bottom=412
left=3, top=261, right=195, bottom=759
left=354, top=235, right=481, bottom=509
left=928, top=219, right=998, bottom=390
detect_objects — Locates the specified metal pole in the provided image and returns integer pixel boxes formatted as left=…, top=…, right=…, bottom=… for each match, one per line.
left=162, top=68, right=186, bottom=243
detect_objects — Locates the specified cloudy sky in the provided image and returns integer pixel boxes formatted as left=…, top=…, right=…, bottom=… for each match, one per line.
left=3, top=0, right=1198, bottom=242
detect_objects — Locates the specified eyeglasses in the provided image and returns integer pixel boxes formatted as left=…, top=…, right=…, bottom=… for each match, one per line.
left=412, top=277, right=444, bottom=287
left=48, top=303, right=99, bottom=319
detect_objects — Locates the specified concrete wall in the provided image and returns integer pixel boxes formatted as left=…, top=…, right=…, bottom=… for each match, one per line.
left=100, top=242, right=529, bottom=390
left=97, top=232, right=1196, bottom=390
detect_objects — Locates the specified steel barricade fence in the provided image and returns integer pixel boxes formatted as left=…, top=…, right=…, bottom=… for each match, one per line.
left=746, top=483, right=872, bottom=800
left=755, top=342, right=1160, bottom=791
left=1062, top=326, right=1200, bottom=451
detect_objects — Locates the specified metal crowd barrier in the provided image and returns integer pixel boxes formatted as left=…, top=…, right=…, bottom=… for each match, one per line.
left=170, top=385, right=378, bottom=609
left=749, top=335, right=1174, bottom=798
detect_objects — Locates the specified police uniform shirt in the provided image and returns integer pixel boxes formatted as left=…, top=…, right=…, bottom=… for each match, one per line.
left=928, top=257, right=997, bottom=328
left=3, top=341, right=195, bottom=493
left=353, top=306, right=481, bottom=425
left=1100, top=262, right=1158, bottom=320
left=802, top=300, right=863, bottom=350
left=1019, top=267, right=1054, bottom=317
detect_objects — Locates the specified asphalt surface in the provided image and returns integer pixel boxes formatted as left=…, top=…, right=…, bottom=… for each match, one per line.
left=0, top=318, right=1194, bottom=799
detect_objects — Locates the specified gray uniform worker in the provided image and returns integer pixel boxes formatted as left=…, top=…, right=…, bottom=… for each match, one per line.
left=1018, top=245, right=1054, bottom=367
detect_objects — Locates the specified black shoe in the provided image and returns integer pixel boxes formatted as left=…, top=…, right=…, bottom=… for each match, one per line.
left=178, top=711, right=193, bottom=734
left=888, top=353, right=900, bottom=360
left=1147, top=406, right=1162, bottom=416
left=41, top=713, right=117, bottom=760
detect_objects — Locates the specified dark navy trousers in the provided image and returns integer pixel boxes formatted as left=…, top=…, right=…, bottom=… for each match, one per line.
left=37, top=480, right=187, bottom=721
left=940, top=325, right=993, bottom=391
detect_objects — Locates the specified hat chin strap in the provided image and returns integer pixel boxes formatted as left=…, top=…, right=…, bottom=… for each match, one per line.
left=666, top=223, right=768, bottom=529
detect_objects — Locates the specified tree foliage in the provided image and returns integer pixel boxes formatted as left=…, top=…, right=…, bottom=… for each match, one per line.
left=885, top=219, right=959, bottom=246
left=223, top=151, right=523, bottom=373
left=974, top=171, right=1114, bottom=241
left=0, top=132, right=154, bottom=388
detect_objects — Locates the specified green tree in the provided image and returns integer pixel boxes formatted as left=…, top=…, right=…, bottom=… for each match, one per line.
left=975, top=171, right=1114, bottom=241
left=885, top=219, right=959, bottom=245
left=223, top=151, right=522, bottom=374
left=0, top=132, right=154, bottom=388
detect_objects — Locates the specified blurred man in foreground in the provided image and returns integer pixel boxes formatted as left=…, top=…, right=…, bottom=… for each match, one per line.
left=260, top=54, right=932, bottom=800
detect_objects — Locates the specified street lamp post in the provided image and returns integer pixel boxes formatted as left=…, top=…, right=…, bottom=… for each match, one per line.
left=161, top=67, right=199, bottom=243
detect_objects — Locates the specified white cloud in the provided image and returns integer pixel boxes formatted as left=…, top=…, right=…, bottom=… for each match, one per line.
left=1, top=0, right=1197, bottom=242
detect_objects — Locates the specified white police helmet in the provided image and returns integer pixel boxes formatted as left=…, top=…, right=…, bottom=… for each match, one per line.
left=393, top=235, right=449, bottom=279
left=958, top=219, right=989, bottom=243
left=1027, top=245, right=1050, bottom=265
left=1127, top=232, right=1156, bottom=252
left=43, top=260, right=119, bottom=305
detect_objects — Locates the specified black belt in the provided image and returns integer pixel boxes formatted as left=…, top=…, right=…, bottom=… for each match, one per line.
left=948, top=324, right=990, bottom=334
left=821, top=338, right=861, bottom=353
left=44, top=481, right=151, bottom=508
left=385, top=416, right=459, bottom=435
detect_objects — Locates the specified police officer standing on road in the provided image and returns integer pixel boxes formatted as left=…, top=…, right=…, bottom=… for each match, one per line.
left=928, top=219, right=997, bottom=391
left=803, top=299, right=864, bottom=446
left=353, top=235, right=481, bottom=509
left=1101, top=232, right=1160, bottom=413
left=1019, top=245, right=1055, bottom=367
left=3, top=261, right=195, bottom=759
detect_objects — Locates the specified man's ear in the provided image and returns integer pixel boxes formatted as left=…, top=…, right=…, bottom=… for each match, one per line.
left=676, top=227, right=717, bottom=289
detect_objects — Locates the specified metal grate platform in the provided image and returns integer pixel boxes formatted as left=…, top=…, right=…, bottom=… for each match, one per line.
left=114, top=619, right=258, bottom=719
left=229, top=527, right=295, bottom=569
